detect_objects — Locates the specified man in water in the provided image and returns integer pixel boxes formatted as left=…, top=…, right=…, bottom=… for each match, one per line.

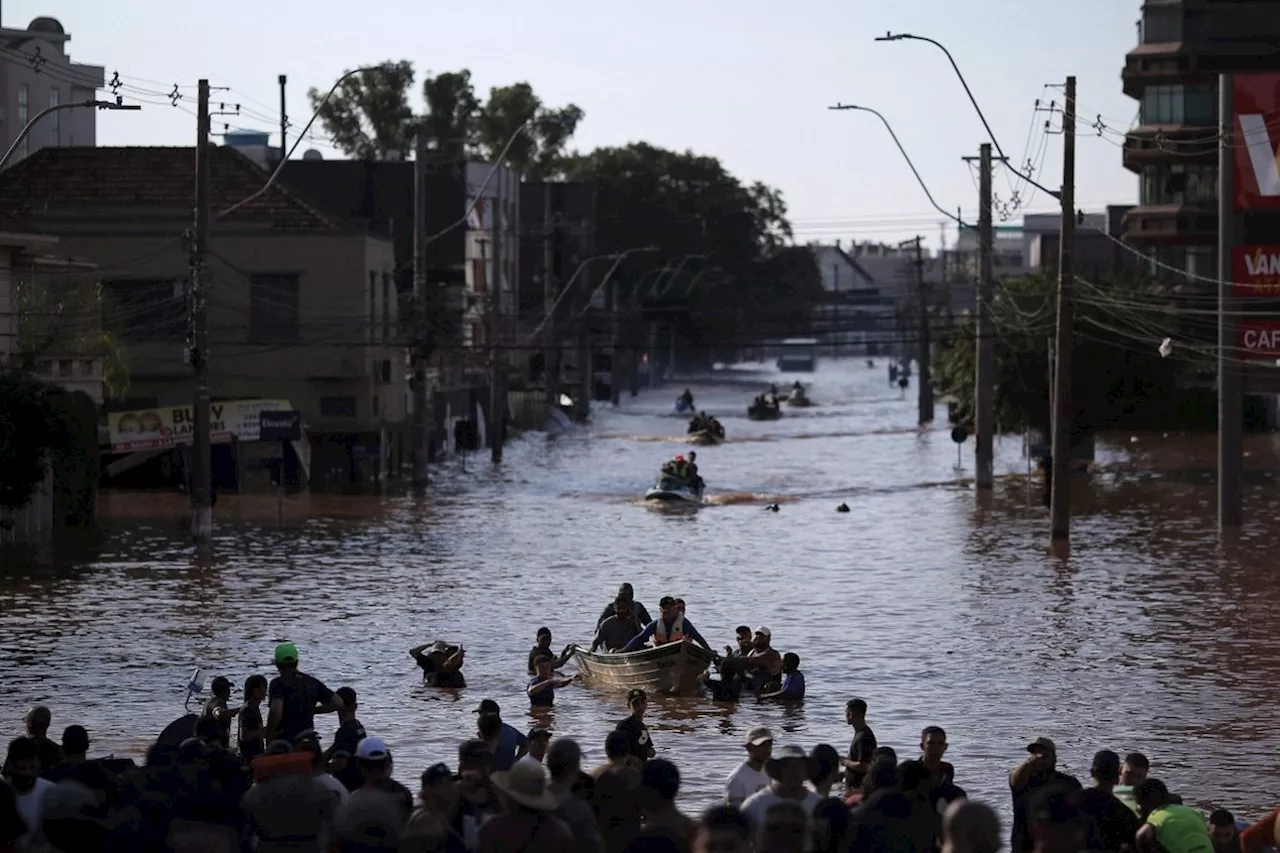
left=527, top=655, right=577, bottom=708
left=621, top=596, right=716, bottom=655
left=759, top=653, right=804, bottom=701
left=598, top=583, right=652, bottom=629
left=410, top=641, right=467, bottom=688
left=615, top=689, right=655, bottom=764
left=1009, top=737, right=1081, bottom=853
left=526, top=627, right=575, bottom=675
left=841, top=698, right=877, bottom=792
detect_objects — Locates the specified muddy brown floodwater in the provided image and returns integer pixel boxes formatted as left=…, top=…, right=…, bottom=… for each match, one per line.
left=3, top=359, right=1280, bottom=820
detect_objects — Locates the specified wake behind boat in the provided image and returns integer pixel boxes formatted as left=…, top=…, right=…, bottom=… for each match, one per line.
left=689, top=431, right=722, bottom=446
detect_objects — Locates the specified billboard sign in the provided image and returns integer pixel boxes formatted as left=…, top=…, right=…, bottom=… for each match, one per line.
left=106, top=399, right=292, bottom=453
left=1231, top=245, right=1280, bottom=295
left=1238, top=321, right=1280, bottom=360
left=1234, top=73, right=1280, bottom=210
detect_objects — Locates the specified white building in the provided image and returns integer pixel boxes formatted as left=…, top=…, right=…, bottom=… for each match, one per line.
left=464, top=161, right=520, bottom=349
left=0, top=16, right=104, bottom=165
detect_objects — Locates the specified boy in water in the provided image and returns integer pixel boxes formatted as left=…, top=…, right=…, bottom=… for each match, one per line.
left=760, top=653, right=805, bottom=701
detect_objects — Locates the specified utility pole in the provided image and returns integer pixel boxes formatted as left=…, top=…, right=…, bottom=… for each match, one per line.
left=189, top=79, right=212, bottom=542
left=488, top=196, right=504, bottom=463
left=278, top=74, right=287, bottom=162
left=1218, top=73, right=1242, bottom=528
left=1049, top=76, right=1077, bottom=541
left=912, top=236, right=934, bottom=424
left=410, top=129, right=430, bottom=489
left=609, top=276, right=621, bottom=405
left=962, top=143, right=996, bottom=488
left=542, top=187, right=557, bottom=409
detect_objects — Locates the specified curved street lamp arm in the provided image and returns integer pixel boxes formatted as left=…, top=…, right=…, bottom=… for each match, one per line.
left=875, top=32, right=1061, bottom=202
left=425, top=117, right=535, bottom=246
left=0, top=99, right=141, bottom=171
left=523, top=246, right=658, bottom=344
left=829, top=103, right=972, bottom=230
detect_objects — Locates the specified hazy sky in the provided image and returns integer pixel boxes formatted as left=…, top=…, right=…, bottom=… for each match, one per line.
left=12, top=0, right=1140, bottom=251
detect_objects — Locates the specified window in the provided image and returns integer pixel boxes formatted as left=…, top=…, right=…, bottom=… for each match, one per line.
left=17, top=85, right=28, bottom=158
left=79, top=359, right=93, bottom=376
left=320, top=396, right=357, bottom=418
left=1141, top=84, right=1217, bottom=125
left=249, top=274, right=300, bottom=342
left=1140, top=164, right=1217, bottom=204
left=58, top=359, right=72, bottom=377
left=381, top=273, right=392, bottom=342
left=1187, top=245, right=1216, bottom=278
left=1142, top=6, right=1183, bottom=44
left=368, top=271, right=378, bottom=342
left=48, top=88, right=59, bottom=146
left=102, top=279, right=185, bottom=342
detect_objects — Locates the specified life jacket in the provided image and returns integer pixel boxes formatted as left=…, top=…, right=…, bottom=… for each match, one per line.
left=654, top=615, right=685, bottom=646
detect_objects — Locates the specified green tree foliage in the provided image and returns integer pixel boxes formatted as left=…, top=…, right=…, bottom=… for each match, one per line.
left=15, top=270, right=129, bottom=400
left=312, top=64, right=583, bottom=176
left=933, top=273, right=1181, bottom=436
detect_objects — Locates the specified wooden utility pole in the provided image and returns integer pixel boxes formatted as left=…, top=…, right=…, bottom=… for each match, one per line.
left=488, top=196, right=504, bottom=463
left=189, top=79, right=213, bottom=543
left=410, top=129, right=430, bottom=488
left=542, top=187, right=557, bottom=409
left=912, top=236, right=934, bottom=424
left=1049, top=76, right=1077, bottom=540
left=278, top=75, right=287, bottom=161
left=969, top=143, right=995, bottom=487
left=608, top=276, right=621, bottom=405
left=1218, top=73, right=1242, bottom=528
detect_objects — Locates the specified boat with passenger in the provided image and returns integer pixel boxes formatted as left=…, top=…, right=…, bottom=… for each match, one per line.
left=747, top=394, right=783, bottom=420
left=644, top=473, right=705, bottom=503
left=573, top=639, right=714, bottom=696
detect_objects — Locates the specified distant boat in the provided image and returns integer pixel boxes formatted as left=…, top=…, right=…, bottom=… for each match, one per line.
left=644, top=474, right=705, bottom=504
left=573, top=639, right=713, bottom=696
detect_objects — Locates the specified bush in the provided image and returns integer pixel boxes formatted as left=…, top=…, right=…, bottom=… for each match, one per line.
left=0, top=375, right=98, bottom=525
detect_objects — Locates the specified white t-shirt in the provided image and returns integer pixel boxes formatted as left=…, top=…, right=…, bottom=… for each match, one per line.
left=14, top=777, right=54, bottom=844
left=725, top=761, right=771, bottom=807
left=740, top=786, right=821, bottom=840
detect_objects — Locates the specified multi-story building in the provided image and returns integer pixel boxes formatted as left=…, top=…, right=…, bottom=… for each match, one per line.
left=808, top=243, right=897, bottom=354
left=1121, top=0, right=1280, bottom=277
left=0, top=146, right=406, bottom=488
left=0, top=15, right=104, bottom=164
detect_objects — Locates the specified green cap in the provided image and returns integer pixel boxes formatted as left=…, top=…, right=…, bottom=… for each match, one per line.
left=274, top=642, right=299, bottom=664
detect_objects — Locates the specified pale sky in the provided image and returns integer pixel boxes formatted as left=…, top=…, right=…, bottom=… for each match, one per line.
left=12, top=0, right=1140, bottom=251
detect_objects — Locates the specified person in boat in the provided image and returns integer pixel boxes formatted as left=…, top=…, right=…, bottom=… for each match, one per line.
left=526, top=627, right=576, bottom=675
left=593, top=596, right=644, bottom=652
left=679, top=389, right=694, bottom=409
left=621, top=596, right=717, bottom=655
left=709, top=417, right=725, bottom=438
left=686, top=452, right=703, bottom=490
left=770, top=383, right=778, bottom=397
left=663, top=454, right=692, bottom=484
left=597, top=583, right=652, bottom=629
left=410, top=641, right=467, bottom=688
left=688, top=414, right=703, bottom=434
left=792, top=381, right=803, bottom=393
left=759, top=653, right=805, bottom=702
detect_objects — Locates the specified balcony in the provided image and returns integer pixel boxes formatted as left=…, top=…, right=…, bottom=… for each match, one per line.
left=1121, top=204, right=1217, bottom=246
left=1123, top=126, right=1218, bottom=171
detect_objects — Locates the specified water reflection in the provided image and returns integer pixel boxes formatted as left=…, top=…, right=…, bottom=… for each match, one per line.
left=2, top=360, right=1280, bottom=816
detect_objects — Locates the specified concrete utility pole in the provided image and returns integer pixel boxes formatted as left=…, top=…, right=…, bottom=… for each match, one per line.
left=609, top=276, right=621, bottom=405
left=189, top=79, right=213, bottom=542
left=410, top=129, right=431, bottom=488
left=543, top=187, right=558, bottom=409
left=1218, top=73, right=1242, bottom=529
left=576, top=269, right=591, bottom=422
left=911, top=236, right=934, bottom=424
left=278, top=75, right=287, bottom=161
left=963, top=143, right=996, bottom=488
left=488, top=199, right=504, bottom=463
left=1049, top=76, right=1077, bottom=541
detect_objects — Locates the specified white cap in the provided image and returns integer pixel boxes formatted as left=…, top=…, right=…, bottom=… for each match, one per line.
left=355, top=736, right=389, bottom=760
left=755, top=626, right=772, bottom=638
left=745, top=726, right=774, bottom=746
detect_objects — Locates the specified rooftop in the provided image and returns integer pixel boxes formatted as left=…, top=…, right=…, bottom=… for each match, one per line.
left=0, top=146, right=339, bottom=232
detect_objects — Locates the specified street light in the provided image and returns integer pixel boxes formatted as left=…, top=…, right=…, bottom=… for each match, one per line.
left=0, top=99, right=141, bottom=171
left=828, top=103, right=969, bottom=229
left=524, top=246, right=659, bottom=344
left=874, top=31, right=1059, bottom=201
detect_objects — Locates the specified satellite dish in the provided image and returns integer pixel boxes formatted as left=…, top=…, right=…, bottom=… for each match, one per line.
left=301, top=149, right=323, bottom=161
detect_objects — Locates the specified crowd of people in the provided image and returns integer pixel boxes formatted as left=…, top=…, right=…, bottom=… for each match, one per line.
left=0, top=617, right=1273, bottom=852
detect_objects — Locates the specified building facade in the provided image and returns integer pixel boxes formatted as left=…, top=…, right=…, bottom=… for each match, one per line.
left=0, top=146, right=406, bottom=487
left=1121, top=0, right=1280, bottom=278
left=808, top=243, right=897, bottom=354
left=0, top=16, right=104, bottom=164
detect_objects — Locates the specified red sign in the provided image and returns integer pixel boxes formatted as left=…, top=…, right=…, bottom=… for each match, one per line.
left=1231, top=245, right=1280, bottom=295
left=1238, top=320, right=1280, bottom=359
left=1234, top=74, right=1280, bottom=210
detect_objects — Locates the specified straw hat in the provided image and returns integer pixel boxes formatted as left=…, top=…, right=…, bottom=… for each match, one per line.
left=491, top=760, right=559, bottom=811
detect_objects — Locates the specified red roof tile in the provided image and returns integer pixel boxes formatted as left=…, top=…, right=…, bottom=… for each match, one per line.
left=0, top=146, right=338, bottom=232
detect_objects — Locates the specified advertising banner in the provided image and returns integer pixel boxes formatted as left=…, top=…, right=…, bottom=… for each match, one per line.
left=1231, top=245, right=1280, bottom=295
left=106, top=399, right=292, bottom=453
left=1237, top=321, right=1280, bottom=360
left=1233, top=73, right=1280, bottom=211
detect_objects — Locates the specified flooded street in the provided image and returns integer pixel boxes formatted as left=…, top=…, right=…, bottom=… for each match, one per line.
left=4, top=358, right=1280, bottom=817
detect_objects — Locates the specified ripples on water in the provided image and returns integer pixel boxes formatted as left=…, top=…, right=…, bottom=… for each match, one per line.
left=3, top=359, right=1280, bottom=819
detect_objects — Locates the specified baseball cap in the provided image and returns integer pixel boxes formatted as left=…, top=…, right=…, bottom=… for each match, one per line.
left=355, top=736, right=389, bottom=761
left=745, top=726, right=773, bottom=746
left=755, top=626, right=772, bottom=638
left=627, top=688, right=647, bottom=705
left=273, top=642, right=299, bottom=665
left=473, top=699, right=500, bottom=715
left=1027, top=737, right=1056, bottom=754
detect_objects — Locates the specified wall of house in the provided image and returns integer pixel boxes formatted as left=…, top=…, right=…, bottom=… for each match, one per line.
left=0, top=23, right=103, bottom=165
left=464, top=162, right=520, bottom=348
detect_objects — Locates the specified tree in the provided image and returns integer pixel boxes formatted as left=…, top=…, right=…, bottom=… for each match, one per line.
left=15, top=269, right=129, bottom=400
left=473, top=83, right=583, bottom=178
left=308, top=61, right=417, bottom=160
left=933, top=273, right=1183, bottom=436
left=420, top=69, right=479, bottom=160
